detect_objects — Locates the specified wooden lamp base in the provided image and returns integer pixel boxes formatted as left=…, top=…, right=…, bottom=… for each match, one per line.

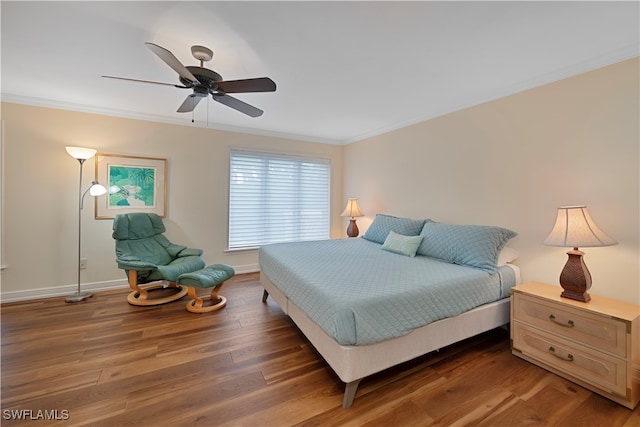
left=346, top=219, right=359, bottom=238
left=559, top=247, right=592, bottom=302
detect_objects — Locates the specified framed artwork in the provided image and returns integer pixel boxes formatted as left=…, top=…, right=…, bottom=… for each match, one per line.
left=95, top=154, right=167, bottom=219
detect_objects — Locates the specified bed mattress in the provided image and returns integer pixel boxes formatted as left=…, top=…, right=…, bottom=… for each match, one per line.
left=259, top=238, right=517, bottom=346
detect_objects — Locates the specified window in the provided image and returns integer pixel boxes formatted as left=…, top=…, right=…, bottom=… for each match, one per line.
left=228, top=149, right=330, bottom=250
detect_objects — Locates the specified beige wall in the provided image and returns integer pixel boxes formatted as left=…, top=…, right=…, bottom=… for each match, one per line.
left=2, top=58, right=638, bottom=305
left=344, top=58, right=639, bottom=304
left=0, top=104, right=343, bottom=298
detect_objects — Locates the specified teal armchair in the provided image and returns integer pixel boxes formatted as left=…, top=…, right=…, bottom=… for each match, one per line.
left=113, top=212, right=205, bottom=306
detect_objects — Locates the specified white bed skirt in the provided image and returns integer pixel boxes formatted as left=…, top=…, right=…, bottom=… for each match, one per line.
left=260, top=263, right=520, bottom=408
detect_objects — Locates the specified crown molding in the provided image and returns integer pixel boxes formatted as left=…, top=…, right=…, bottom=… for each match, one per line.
left=0, top=94, right=343, bottom=146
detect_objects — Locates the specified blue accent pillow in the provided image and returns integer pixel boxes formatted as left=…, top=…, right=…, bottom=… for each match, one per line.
left=362, top=214, right=426, bottom=244
left=417, top=222, right=517, bottom=274
left=381, top=231, right=424, bottom=257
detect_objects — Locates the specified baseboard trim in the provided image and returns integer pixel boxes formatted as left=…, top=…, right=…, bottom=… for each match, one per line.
left=232, top=263, right=260, bottom=275
left=0, top=263, right=260, bottom=303
left=1, top=279, right=129, bottom=303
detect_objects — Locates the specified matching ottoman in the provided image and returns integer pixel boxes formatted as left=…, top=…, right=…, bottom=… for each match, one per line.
left=176, top=264, right=235, bottom=313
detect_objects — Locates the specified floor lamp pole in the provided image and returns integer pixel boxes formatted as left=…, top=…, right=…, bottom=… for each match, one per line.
left=66, top=158, right=92, bottom=303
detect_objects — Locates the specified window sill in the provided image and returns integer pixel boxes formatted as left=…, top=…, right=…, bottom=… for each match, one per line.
left=225, top=247, right=259, bottom=253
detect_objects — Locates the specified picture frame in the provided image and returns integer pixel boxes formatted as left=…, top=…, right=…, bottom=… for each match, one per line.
left=95, top=154, right=167, bottom=219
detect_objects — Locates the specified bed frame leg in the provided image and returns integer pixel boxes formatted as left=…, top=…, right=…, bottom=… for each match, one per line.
left=261, top=289, right=269, bottom=303
left=342, top=379, right=361, bottom=409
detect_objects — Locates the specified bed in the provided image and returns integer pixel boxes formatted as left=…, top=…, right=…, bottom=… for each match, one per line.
left=259, top=215, right=520, bottom=408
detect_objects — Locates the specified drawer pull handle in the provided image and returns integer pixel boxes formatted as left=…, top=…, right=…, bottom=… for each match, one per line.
left=549, top=346, right=574, bottom=362
left=549, top=314, right=574, bottom=328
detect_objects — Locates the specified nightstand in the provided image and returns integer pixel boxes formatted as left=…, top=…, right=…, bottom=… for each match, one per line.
left=511, top=282, right=640, bottom=409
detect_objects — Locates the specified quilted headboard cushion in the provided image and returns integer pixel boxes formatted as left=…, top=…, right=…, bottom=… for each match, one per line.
left=417, top=222, right=517, bottom=274
left=362, top=214, right=427, bottom=244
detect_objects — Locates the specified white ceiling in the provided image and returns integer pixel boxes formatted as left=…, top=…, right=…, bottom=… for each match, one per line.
left=1, top=1, right=638, bottom=145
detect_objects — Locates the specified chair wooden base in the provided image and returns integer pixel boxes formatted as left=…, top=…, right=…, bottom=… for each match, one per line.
left=127, top=270, right=188, bottom=306
left=185, top=285, right=227, bottom=313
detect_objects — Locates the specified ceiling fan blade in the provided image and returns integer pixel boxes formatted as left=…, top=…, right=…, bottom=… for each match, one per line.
left=215, top=77, right=276, bottom=93
left=102, top=75, right=185, bottom=88
left=212, top=94, right=264, bottom=117
left=145, top=42, right=198, bottom=84
left=177, top=94, right=204, bottom=113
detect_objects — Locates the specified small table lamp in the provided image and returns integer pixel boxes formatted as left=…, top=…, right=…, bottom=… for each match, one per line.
left=341, top=198, right=364, bottom=238
left=544, top=205, right=617, bottom=302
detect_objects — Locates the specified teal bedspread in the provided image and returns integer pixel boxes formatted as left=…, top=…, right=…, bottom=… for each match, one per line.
left=259, top=238, right=516, bottom=346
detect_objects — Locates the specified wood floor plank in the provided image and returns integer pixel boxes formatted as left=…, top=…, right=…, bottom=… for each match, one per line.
left=562, top=394, right=638, bottom=427
left=1, top=272, right=638, bottom=426
left=210, top=369, right=342, bottom=427
left=2, top=369, right=103, bottom=407
left=300, top=370, right=447, bottom=426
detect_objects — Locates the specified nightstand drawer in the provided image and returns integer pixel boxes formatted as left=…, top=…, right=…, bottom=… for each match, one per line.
left=513, top=323, right=627, bottom=396
left=514, top=293, right=627, bottom=357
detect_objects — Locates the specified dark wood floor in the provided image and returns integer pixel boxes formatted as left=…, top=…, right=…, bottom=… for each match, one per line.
left=1, top=273, right=638, bottom=426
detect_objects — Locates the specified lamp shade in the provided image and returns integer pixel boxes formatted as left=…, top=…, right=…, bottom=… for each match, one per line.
left=88, top=181, right=107, bottom=196
left=341, top=198, right=364, bottom=218
left=544, top=206, right=617, bottom=248
left=65, top=146, right=97, bottom=160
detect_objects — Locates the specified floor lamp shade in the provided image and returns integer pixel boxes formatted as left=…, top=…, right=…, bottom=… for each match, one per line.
left=88, top=182, right=107, bottom=197
left=65, top=146, right=97, bottom=160
left=544, top=206, right=617, bottom=302
left=341, top=198, right=364, bottom=238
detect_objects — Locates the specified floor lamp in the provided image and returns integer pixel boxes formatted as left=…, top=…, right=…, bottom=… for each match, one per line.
left=65, top=146, right=107, bottom=303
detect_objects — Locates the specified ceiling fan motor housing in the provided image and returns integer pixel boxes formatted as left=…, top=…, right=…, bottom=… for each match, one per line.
left=192, top=85, right=209, bottom=97
left=180, top=66, right=223, bottom=92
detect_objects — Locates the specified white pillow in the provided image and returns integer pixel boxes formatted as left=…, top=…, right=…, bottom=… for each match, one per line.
left=497, top=247, right=519, bottom=266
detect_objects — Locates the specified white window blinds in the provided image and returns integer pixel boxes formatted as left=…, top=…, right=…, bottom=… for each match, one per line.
left=228, top=150, right=330, bottom=249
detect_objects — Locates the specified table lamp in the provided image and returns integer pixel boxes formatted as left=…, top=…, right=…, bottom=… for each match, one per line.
left=341, top=198, right=364, bottom=238
left=543, top=205, right=617, bottom=302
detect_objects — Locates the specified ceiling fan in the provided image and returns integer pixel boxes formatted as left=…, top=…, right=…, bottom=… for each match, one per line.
left=103, top=43, right=276, bottom=118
